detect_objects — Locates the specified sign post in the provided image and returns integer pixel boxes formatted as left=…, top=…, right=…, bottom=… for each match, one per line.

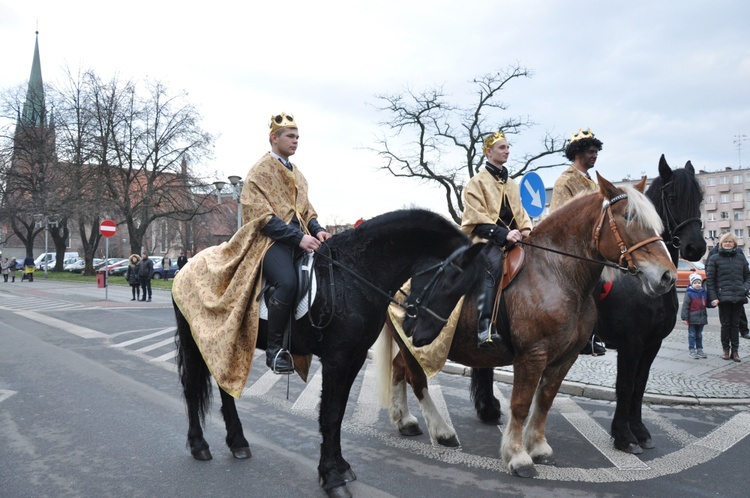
left=99, top=220, right=117, bottom=300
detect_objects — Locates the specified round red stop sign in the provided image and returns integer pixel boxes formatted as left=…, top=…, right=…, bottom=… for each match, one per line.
left=100, top=219, right=117, bottom=238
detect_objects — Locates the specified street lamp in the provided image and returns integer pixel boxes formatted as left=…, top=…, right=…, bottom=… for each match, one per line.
left=34, top=214, right=58, bottom=278
left=213, top=175, right=244, bottom=232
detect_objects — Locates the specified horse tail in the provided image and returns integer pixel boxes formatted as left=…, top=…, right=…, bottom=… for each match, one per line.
left=374, top=320, right=396, bottom=408
left=173, top=299, right=212, bottom=423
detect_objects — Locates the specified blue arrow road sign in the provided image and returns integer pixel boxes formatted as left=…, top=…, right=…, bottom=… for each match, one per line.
left=520, top=172, right=546, bottom=218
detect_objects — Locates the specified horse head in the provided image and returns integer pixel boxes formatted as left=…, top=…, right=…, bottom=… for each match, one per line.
left=403, top=243, right=486, bottom=347
left=596, top=173, right=676, bottom=296
left=647, top=155, right=706, bottom=262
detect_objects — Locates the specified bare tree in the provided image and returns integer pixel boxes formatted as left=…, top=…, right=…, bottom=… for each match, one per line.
left=370, top=64, right=567, bottom=223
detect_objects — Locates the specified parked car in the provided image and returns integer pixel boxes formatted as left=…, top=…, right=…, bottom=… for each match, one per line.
left=151, top=260, right=179, bottom=280
left=65, top=258, right=104, bottom=273
left=96, top=258, right=128, bottom=274
left=106, top=259, right=131, bottom=276
left=35, top=251, right=79, bottom=270
left=676, top=259, right=706, bottom=288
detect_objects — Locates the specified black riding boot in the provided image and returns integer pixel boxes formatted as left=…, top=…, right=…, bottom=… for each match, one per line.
left=477, top=284, right=502, bottom=348
left=266, top=296, right=294, bottom=374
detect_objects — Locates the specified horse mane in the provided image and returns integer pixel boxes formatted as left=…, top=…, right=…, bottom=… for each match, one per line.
left=327, top=209, right=468, bottom=259
left=619, top=183, right=664, bottom=234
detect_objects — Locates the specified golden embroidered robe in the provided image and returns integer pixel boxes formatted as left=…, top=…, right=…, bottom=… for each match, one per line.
left=172, top=153, right=319, bottom=398
left=460, top=168, right=532, bottom=242
left=549, top=166, right=597, bottom=212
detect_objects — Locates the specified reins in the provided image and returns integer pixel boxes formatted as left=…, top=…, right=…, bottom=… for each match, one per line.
left=307, top=244, right=469, bottom=329
left=519, top=193, right=663, bottom=275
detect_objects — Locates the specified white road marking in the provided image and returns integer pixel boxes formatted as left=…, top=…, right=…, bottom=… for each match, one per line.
left=351, top=362, right=381, bottom=426
left=135, top=337, right=174, bottom=353
left=0, top=389, right=17, bottom=403
left=23, top=311, right=107, bottom=339
left=292, top=368, right=323, bottom=412
left=113, top=328, right=175, bottom=348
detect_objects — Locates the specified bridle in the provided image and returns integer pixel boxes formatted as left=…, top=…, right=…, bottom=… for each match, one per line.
left=659, top=180, right=702, bottom=249
left=593, top=193, right=664, bottom=275
left=520, top=192, right=664, bottom=275
left=309, top=245, right=469, bottom=329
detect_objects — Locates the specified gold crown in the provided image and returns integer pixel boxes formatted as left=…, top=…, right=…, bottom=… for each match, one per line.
left=269, top=113, right=298, bottom=134
left=483, top=131, right=507, bottom=152
left=570, top=128, right=595, bottom=143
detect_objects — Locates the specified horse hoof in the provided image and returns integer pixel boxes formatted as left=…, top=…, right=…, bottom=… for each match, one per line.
left=639, top=438, right=655, bottom=450
left=231, top=447, right=252, bottom=459
left=325, top=484, right=352, bottom=498
left=436, top=435, right=461, bottom=448
left=615, top=441, right=643, bottom=455
left=191, top=448, right=213, bottom=461
left=341, top=468, right=357, bottom=483
left=511, top=464, right=537, bottom=478
left=398, top=424, right=423, bottom=437
left=532, top=455, right=556, bottom=466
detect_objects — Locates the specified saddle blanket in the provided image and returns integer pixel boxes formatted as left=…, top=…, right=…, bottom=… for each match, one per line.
left=388, top=280, right=465, bottom=379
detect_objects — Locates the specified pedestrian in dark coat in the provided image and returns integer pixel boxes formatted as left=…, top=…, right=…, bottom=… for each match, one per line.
left=126, top=253, right=141, bottom=301
left=706, top=233, right=750, bottom=362
left=139, top=252, right=154, bottom=302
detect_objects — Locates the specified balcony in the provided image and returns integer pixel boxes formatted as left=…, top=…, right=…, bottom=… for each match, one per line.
left=718, top=219, right=731, bottom=228
left=718, top=183, right=731, bottom=192
left=704, top=202, right=717, bottom=211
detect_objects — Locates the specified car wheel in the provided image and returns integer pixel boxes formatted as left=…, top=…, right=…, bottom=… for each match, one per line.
left=153, top=273, right=161, bottom=280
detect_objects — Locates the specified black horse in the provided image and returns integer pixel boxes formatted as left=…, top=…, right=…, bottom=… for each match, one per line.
left=469, top=155, right=705, bottom=454
left=174, top=209, right=485, bottom=498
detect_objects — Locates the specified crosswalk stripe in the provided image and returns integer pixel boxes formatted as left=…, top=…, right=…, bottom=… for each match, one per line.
left=135, top=337, right=174, bottom=353
left=23, top=311, right=107, bottom=339
left=351, top=362, right=380, bottom=425
left=113, top=327, right=175, bottom=348
left=292, top=368, right=323, bottom=412
left=151, top=349, right=177, bottom=362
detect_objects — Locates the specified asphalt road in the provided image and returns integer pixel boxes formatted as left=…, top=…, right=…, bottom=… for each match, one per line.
left=1, top=285, right=749, bottom=497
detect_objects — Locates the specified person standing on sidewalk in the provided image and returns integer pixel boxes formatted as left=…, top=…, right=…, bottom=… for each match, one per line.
left=138, top=251, right=154, bottom=302
left=681, top=273, right=710, bottom=359
left=126, top=254, right=141, bottom=301
left=22, top=255, right=35, bottom=282
left=161, top=255, right=171, bottom=282
left=177, top=250, right=188, bottom=270
left=706, top=233, right=750, bottom=362
left=1, top=258, right=9, bottom=282
left=9, top=257, right=17, bottom=282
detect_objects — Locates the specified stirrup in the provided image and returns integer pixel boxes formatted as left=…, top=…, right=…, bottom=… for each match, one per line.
left=270, top=349, right=294, bottom=375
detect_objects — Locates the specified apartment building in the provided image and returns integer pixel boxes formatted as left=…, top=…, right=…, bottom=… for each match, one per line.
left=698, top=166, right=750, bottom=253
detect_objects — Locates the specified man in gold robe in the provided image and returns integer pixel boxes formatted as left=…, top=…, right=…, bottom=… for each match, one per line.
left=172, top=113, right=331, bottom=397
left=550, top=128, right=606, bottom=355
left=461, top=131, right=532, bottom=347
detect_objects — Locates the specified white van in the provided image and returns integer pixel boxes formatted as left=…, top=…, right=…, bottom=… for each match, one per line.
left=35, top=252, right=79, bottom=269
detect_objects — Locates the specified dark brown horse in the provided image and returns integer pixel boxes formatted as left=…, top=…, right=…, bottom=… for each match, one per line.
left=376, top=175, right=676, bottom=478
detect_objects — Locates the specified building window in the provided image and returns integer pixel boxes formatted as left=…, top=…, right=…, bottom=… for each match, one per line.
left=734, top=174, right=743, bottom=184
left=734, top=192, right=744, bottom=202
left=720, top=176, right=729, bottom=185
left=735, top=229, right=744, bottom=239
left=707, top=194, right=715, bottom=203
left=735, top=211, right=744, bottom=221
left=720, top=194, right=730, bottom=203
left=707, top=177, right=717, bottom=186
left=721, top=211, right=730, bottom=219
left=708, top=229, right=717, bottom=239
left=707, top=213, right=717, bottom=221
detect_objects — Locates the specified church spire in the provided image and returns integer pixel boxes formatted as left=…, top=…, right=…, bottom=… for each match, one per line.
left=20, top=31, right=46, bottom=127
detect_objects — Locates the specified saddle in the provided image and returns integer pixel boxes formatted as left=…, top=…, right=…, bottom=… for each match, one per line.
left=490, top=245, right=525, bottom=351
left=257, top=252, right=317, bottom=320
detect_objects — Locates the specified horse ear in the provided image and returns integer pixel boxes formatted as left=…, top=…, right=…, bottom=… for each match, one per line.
left=658, top=154, right=673, bottom=182
left=597, top=172, right=617, bottom=198
left=685, top=160, right=695, bottom=176
left=634, top=176, right=647, bottom=193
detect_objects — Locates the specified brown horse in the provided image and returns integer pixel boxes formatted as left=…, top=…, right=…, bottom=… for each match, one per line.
left=376, top=174, right=676, bottom=478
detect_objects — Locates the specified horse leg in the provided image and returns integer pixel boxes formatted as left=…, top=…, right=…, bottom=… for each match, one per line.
left=174, top=303, right=212, bottom=461
left=501, top=355, right=546, bottom=478
left=389, top=351, right=423, bottom=437
left=523, top=359, right=577, bottom=467
left=611, top=343, right=641, bottom=454
left=219, top=388, right=251, bottom=459
left=318, top=352, right=365, bottom=498
left=628, top=340, right=663, bottom=450
left=471, top=367, right=502, bottom=424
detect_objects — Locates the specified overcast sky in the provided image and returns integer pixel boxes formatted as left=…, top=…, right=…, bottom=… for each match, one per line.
left=1, top=1, right=748, bottom=225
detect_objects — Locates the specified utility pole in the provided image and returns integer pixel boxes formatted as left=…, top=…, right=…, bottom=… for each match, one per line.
left=734, top=134, right=748, bottom=168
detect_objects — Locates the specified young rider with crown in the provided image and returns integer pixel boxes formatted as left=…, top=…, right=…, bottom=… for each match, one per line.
left=461, top=131, right=532, bottom=347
